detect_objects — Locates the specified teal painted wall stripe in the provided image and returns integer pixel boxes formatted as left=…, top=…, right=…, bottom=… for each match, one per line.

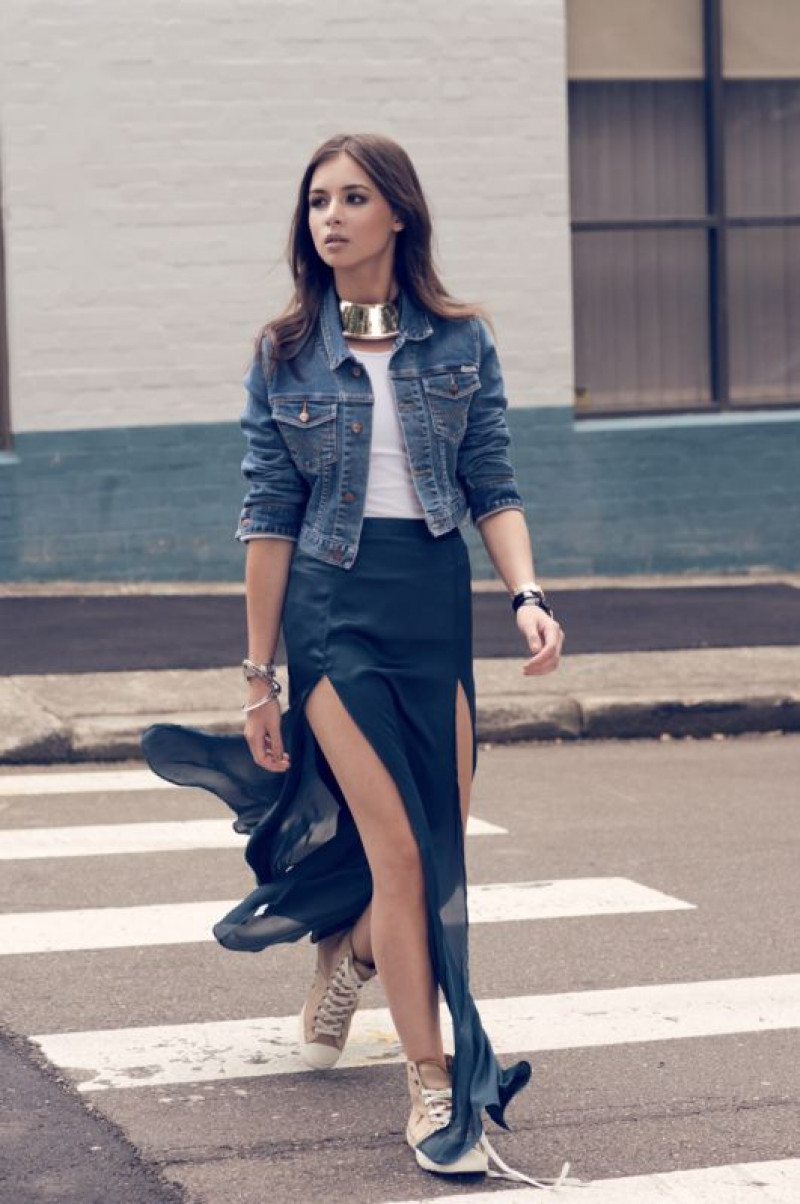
left=1, top=408, right=799, bottom=581
left=575, top=409, right=800, bottom=432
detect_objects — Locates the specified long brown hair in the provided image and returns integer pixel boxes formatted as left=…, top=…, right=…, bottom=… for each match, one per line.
left=256, top=133, right=490, bottom=375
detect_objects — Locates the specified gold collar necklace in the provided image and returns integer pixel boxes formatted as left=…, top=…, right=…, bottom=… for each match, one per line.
left=339, top=294, right=400, bottom=340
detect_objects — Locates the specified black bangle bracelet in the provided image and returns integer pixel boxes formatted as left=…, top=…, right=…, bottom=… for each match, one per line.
left=511, top=589, right=554, bottom=618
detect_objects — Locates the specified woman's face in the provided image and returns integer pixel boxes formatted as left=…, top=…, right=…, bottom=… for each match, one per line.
left=307, top=152, right=403, bottom=274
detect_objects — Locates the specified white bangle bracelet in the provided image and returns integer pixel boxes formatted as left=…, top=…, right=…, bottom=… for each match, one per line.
left=509, top=578, right=542, bottom=597
left=241, top=684, right=280, bottom=713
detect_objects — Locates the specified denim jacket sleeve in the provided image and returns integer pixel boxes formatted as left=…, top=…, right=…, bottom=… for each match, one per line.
left=456, top=317, right=526, bottom=528
left=234, top=337, right=310, bottom=543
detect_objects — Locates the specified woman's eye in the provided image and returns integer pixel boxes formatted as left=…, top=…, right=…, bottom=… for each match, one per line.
left=309, top=194, right=365, bottom=209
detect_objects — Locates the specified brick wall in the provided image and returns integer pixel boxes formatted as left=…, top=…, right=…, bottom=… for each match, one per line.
left=0, top=0, right=574, bottom=435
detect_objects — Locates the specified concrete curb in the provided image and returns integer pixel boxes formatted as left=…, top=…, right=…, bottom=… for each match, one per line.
left=2, top=695, right=799, bottom=766
left=2, top=648, right=799, bottom=764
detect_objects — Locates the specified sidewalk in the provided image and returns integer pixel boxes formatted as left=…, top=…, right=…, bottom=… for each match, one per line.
left=2, top=570, right=799, bottom=763
left=1, top=647, right=800, bottom=765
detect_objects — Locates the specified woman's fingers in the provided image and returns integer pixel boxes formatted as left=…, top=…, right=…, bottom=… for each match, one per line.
left=246, top=726, right=275, bottom=770
left=244, top=703, right=291, bottom=772
left=520, top=612, right=565, bottom=675
left=264, top=712, right=290, bottom=769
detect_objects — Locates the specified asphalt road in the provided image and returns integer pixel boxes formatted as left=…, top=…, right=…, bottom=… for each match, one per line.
left=2, top=582, right=800, bottom=675
left=1, top=733, right=799, bottom=1201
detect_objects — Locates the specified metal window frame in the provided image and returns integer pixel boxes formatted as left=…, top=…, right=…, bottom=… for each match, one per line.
left=570, top=0, right=800, bottom=421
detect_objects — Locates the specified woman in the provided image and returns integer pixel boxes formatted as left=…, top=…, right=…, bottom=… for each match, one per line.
left=141, top=132, right=571, bottom=1187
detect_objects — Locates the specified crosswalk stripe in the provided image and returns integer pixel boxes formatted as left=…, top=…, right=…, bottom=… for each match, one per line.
left=382, top=1158, right=800, bottom=1203
left=0, top=769, right=177, bottom=796
left=0, top=818, right=243, bottom=859
left=0, top=878, right=693, bottom=955
left=31, top=973, right=800, bottom=1092
left=0, top=766, right=507, bottom=846
left=0, top=814, right=505, bottom=860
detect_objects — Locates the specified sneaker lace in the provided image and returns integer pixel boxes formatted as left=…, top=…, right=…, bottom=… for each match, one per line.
left=313, top=957, right=363, bottom=1038
left=420, top=1075, right=588, bottom=1189
left=480, top=1134, right=588, bottom=1190
left=421, top=1085, right=453, bottom=1129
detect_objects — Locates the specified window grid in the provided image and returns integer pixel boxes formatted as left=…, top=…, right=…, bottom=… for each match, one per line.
left=571, top=0, right=800, bottom=419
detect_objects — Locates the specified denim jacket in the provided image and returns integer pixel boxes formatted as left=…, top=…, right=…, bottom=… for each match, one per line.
left=235, top=280, right=525, bottom=569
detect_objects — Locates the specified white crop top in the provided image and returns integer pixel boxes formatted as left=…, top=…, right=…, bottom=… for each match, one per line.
left=350, top=345, right=426, bottom=519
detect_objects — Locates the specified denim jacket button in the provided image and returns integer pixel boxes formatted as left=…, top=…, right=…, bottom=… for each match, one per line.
left=342, top=491, right=356, bottom=503
left=351, top=421, right=363, bottom=434
left=351, top=365, right=363, bottom=377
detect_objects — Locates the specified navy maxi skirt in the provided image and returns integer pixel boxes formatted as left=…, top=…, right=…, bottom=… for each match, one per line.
left=140, top=516, right=531, bottom=1167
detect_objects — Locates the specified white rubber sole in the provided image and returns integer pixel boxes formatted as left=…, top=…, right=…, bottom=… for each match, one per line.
left=407, top=1128, right=489, bottom=1175
left=296, top=1008, right=342, bottom=1070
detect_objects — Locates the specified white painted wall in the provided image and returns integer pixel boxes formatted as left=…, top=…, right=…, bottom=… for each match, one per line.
left=0, top=0, right=574, bottom=434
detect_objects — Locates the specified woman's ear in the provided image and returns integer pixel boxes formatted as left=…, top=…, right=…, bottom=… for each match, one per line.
left=392, top=214, right=405, bottom=232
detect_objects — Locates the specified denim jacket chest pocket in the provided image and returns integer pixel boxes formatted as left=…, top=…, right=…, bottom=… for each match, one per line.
left=271, top=395, right=338, bottom=473
left=421, top=368, right=481, bottom=444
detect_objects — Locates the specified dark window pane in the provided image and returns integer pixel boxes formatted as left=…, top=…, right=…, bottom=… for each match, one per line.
left=573, top=229, right=711, bottom=412
left=725, top=81, right=800, bottom=218
left=728, top=227, right=800, bottom=404
left=569, top=81, right=707, bottom=222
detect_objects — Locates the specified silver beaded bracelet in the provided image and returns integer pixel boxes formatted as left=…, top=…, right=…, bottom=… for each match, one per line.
left=242, top=657, right=278, bottom=683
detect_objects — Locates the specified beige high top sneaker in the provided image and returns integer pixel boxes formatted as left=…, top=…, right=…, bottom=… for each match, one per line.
left=406, top=1054, right=580, bottom=1188
left=298, top=926, right=377, bottom=1070
left=405, top=1054, right=488, bottom=1174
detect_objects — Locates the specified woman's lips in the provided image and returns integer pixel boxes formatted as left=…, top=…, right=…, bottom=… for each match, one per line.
left=325, top=237, right=348, bottom=246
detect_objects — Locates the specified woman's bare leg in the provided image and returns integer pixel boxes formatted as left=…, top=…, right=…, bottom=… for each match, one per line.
left=333, top=679, right=475, bottom=1017
left=304, top=676, right=478, bottom=1066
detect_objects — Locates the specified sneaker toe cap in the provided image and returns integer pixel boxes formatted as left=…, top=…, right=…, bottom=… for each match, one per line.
left=297, top=1011, right=342, bottom=1070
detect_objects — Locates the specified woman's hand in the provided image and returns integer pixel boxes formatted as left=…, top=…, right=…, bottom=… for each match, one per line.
left=244, top=690, right=291, bottom=772
left=517, top=604, right=565, bottom=676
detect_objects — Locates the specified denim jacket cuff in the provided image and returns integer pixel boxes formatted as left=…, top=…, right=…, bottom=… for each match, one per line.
left=470, top=487, right=526, bottom=528
left=235, top=503, right=304, bottom=543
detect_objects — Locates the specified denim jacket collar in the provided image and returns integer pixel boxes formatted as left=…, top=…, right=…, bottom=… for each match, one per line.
left=319, top=277, right=434, bottom=370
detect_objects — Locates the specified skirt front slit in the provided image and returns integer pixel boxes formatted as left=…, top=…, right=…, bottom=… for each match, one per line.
left=140, top=516, right=531, bottom=1167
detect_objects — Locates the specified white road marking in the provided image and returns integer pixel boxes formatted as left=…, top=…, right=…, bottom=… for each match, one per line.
left=0, top=878, right=693, bottom=955
left=0, top=769, right=177, bottom=796
left=32, top=973, right=800, bottom=1092
left=0, top=813, right=504, bottom=860
left=465, top=816, right=506, bottom=836
left=383, top=1158, right=800, bottom=1203
left=465, top=877, right=694, bottom=923
left=0, top=819, right=244, bottom=859
left=0, top=770, right=506, bottom=839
